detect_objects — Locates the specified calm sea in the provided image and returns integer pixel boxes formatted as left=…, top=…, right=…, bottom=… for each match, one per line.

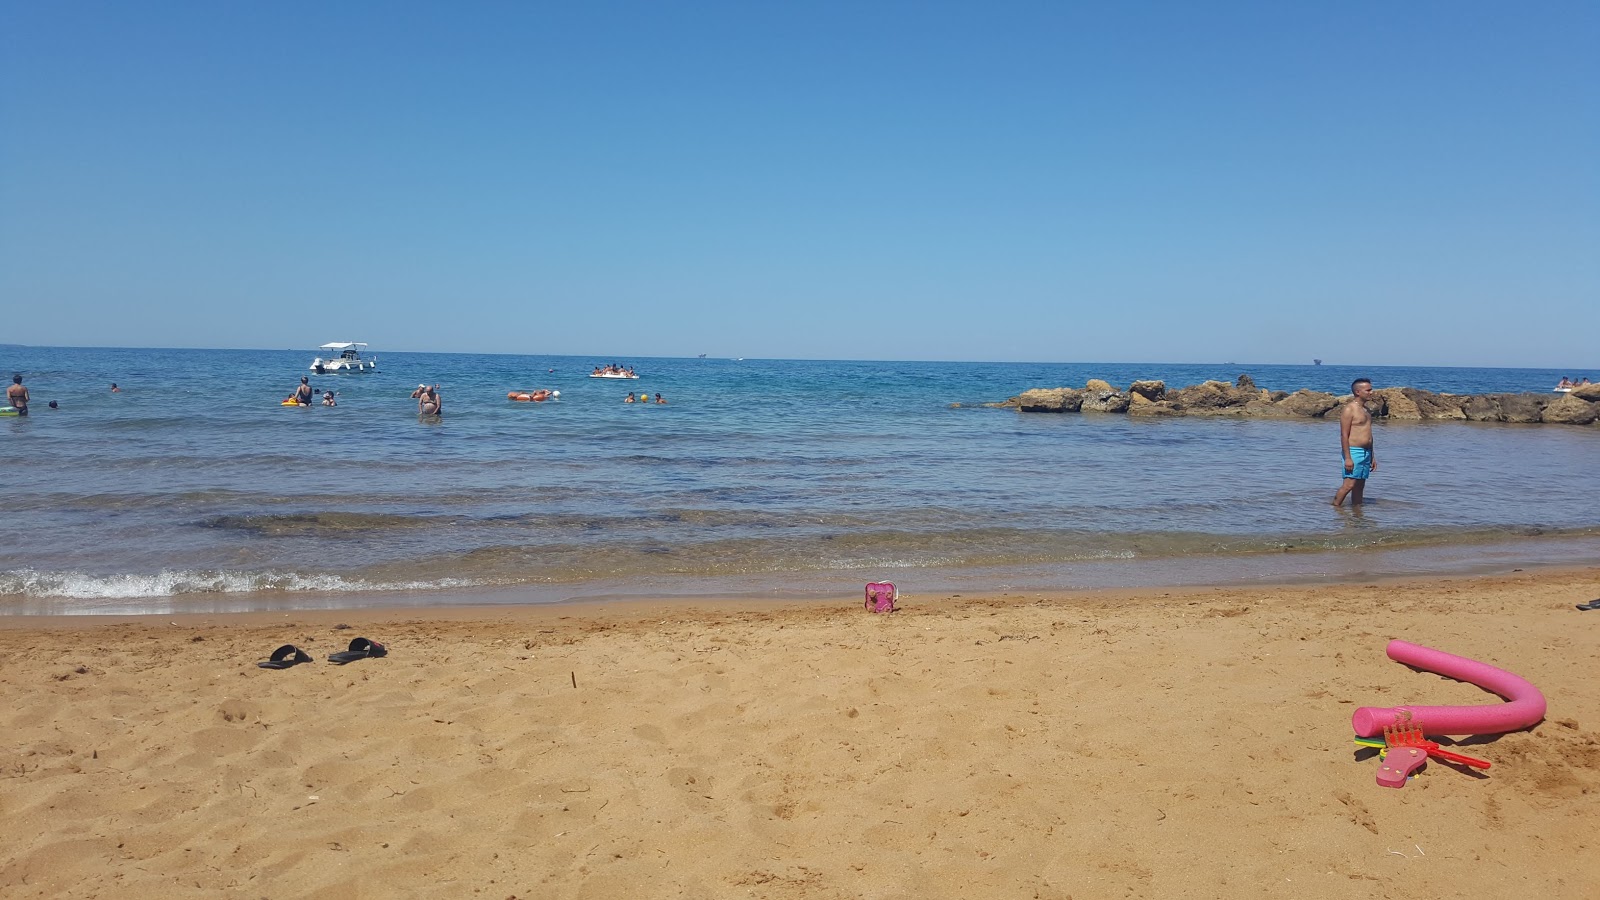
left=2, top=346, right=1597, bottom=614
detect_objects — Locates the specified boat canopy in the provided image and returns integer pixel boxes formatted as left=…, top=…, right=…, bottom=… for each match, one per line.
left=318, top=342, right=368, bottom=350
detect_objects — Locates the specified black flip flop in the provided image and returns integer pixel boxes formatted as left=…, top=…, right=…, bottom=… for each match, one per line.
left=257, top=645, right=314, bottom=669
left=327, top=637, right=387, bottom=664
left=1577, top=599, right=1600, bottom=611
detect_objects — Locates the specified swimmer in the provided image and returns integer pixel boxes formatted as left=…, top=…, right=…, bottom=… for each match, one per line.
left=625, top=392, right=636, bottom=403
left=418, top=384, right=442, bottom=417
left=293, top=376, right=313, bottom=406
left=322, top=391, right=337, bottom=407
left=110, top=383, right=121, bottom=393
left=7, top=374, right=29, bottom=416
left=410, top=383, right=428, bottom=399
left=654, top=393, right=666, bottom=404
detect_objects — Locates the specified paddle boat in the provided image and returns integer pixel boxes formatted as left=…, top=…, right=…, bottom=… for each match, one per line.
left=310, top=342, right=378, bottom=373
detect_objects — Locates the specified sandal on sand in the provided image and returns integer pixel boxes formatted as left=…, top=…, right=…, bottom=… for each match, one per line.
left=327, top=637, right=387, bottom=664
left=257, top=645, right=314, bottom=669
left=1577, top=599, right=1600, bottom=611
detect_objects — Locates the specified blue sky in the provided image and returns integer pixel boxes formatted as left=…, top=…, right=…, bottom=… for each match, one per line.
left=2, top=1, right=1595, bottom=366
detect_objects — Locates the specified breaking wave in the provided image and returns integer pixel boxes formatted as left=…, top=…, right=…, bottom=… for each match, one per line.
left=0, top=568, right=478, bottom=600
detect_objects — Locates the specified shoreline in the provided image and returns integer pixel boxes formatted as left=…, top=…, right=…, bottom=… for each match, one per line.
left=4, top=568, right=1598, bottom=896
left=6, top=532, right=1599, bottom=617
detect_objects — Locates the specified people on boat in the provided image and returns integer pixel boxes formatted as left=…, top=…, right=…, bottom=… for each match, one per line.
left=322, top=391, right=337, bottom=407
left=1558, top=377, right=1573, bottom=390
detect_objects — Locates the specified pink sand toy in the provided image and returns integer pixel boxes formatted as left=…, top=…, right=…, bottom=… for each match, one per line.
left=1353, top=639, right=1544, bottom=789
left=864, top=582, right=898, bottom=613
left=1352, top=639, right=1546, bottom=738
left=1372, top=723, right=1492, bottom=789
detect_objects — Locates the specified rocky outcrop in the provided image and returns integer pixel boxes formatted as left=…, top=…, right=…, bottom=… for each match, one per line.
left=1003, top=377, right=1596, bottom=426
left=1542, top=394, right=1599, bottom=425
left=1081, top=389, right=1129, bottom=413
left=1460, top=395, right=1502, bottom=421
left=1572, top=383, right=1600, bottom=402
left=1494, top=394, right=1547, bottom=424
left=1273, top=389, right=1340, bottom=418
left=1016, top=388, right=1084, bottom=412
left=1128, top=380, right=1166, bottom=401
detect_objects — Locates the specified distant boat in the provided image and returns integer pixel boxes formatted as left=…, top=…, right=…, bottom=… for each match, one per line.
left=697, top=353, right=707, bottom=358
left=310, top=342, right=377, bottom=373
left=1313, top=359, right=1322, bottom=366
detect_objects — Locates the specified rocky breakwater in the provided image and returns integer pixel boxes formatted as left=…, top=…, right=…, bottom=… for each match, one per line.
left=1004, top=376, right=1600, bottom=426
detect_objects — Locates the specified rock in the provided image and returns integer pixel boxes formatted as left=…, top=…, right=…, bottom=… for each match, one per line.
left=1400, top=388, right=1466, bottom=420
left=1236, top=374, right=1256, bottom=390
left=1460, top=395, right=1502, bottom=422
left=1016, top=388, right=1083, bottom=413
left=1081, top=390, right=1129, bottom=413
left=1084, top=379, right=1114, bottom=393
left=1126, top=398, right=1180, bottom=416
left=1273, top=389, right=1340, bottom=418
left=1128, top=380, right=1166, bottom=401
left=1541, top=394, right=1598, bottom=425
left=1268, top=390, right=1289, bottom=402
left=1571, top=383, right=1600, bottom=402
left=1166, top=380, right=1234, bottom=411
left=1240, top=399, right=1292, bottom=417
left=1492, top=393, right=1547, bottom=424
left=1374, top=387, right=1420, bottom=419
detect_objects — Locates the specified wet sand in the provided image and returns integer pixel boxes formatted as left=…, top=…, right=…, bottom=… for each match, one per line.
left=3, top=569, right=1599, bottom=898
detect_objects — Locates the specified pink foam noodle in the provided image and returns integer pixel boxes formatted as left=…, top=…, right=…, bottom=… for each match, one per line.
left=1351, top=639, right=1546, bottom=738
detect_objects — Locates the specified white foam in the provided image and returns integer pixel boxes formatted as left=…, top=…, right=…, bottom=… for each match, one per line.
left=0, top=568, right=477, bottom=600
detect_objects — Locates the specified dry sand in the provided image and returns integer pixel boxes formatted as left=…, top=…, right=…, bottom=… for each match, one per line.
left=3, top=569, right=1599, bottom=899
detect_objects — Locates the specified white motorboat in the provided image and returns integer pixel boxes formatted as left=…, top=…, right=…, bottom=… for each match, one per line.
left=311, top=342, right=377, bottom=373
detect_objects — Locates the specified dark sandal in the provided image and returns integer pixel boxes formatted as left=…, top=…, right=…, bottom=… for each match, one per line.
left=327, top=637, right=387, bottom=664
left=257, top=645, right=314, bottom=669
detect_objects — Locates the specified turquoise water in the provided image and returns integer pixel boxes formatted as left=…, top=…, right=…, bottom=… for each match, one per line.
left=2, top=346, right=1597, bottom=613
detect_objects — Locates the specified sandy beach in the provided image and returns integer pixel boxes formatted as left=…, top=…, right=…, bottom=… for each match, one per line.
left=3, top=569, right=1599, bottom=899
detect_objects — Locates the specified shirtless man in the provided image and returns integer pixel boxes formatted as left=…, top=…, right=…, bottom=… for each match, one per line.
left=418, top=384, right=441, bottom=417
left=7, top=374, right=29, bottom=416
left=1333, top=378, right=1377, bottom=507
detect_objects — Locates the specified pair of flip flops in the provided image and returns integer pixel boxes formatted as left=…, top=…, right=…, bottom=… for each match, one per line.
left=1577, top=599, right=1600, bottom=612
left=257, top=638, right=387, bottom=669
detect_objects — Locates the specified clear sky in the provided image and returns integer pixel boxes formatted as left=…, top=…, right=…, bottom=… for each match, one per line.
left=2, top=1, right=1596, bottom=366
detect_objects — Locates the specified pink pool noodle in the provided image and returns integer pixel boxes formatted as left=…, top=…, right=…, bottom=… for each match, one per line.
left=1351, top=639, right=1546, bottom=738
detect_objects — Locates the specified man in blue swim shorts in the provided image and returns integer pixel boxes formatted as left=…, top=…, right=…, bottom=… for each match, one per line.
left=1333, top=378, right=1377, bottom=507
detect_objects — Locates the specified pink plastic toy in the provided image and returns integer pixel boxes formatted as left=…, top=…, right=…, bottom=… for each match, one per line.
left=1351, top=639, right=1546, bottom=738
left=864, top=582, right=897, bottom=614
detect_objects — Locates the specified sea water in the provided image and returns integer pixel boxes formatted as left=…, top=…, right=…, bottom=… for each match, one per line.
left=2, top=347, right=1597, bottom=613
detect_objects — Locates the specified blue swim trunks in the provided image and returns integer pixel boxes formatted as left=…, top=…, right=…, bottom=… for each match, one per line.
left=1343, top=447, right=1372, bottom=480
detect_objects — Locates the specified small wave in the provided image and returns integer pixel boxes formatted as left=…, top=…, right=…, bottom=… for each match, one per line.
left=199, top=512, right=449, bottom=535
left=0, top=568, right=477, bottom=600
